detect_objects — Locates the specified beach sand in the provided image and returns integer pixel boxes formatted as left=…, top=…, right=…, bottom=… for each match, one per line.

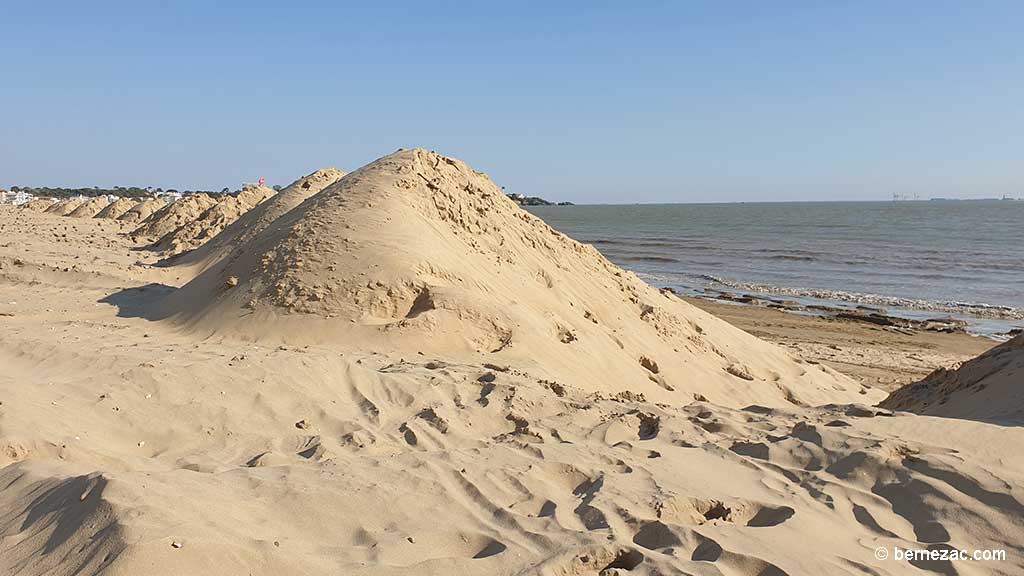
left=0, top=151, right=1021, bottom=575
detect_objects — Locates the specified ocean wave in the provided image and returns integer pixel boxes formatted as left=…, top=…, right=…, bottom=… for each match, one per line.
left=768, top=254, right=816, bottom=262
left=698, top=275, right=1024, bottom=321
left=588, top=238, right=714, bottom=250
left=755, top=248, right=823, bottom=256
left=618, top=255, right=681, bottom=263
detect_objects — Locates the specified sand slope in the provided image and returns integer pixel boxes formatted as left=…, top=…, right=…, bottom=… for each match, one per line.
left=44, top=198, right=84, bottom=216
left=151, top=186, right=276, bottom=255
left=160, top=149, right=874, bottom=408
left=159, top=168, right=346, bottom=273
left=95, top=198, right=139, bottom=220
left=117, top=198, right=167, bottom=224
left=882, top=334, right=1023, bottom=424
left=19, top=199, right=55, bottom=212
left=130, top=193, right=218, bottom=241
left=67, top=197, right=112, bottom=218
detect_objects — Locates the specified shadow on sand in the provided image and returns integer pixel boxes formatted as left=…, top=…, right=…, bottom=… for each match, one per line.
left=99, top=283, right=175, bottom=320
left=878, top=334, right=1024, bottom=427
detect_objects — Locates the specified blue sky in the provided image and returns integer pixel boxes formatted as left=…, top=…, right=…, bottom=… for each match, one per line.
left=1, top=1, right=1021, bottom=203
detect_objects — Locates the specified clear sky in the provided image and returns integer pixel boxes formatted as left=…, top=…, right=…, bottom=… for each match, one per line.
left=2, top=1, right=1021, bottom=203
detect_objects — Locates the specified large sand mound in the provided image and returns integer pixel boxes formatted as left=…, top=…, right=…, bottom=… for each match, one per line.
left=131, top=194, right=217, bottom=241
left=44, top=198, right=84, bottom=216
left=95, top=197, right=139, bottom=220
left=882, top=334, right=1023, bottom=423
left=161, top=149, right=875, bottom=408
left=67, top=197, right=112, bottom=218
left=160, top=168, right=345, bottom=273
left=117, top=198, right=167, bottom=224
left=150, top=186, right=276, bottom=255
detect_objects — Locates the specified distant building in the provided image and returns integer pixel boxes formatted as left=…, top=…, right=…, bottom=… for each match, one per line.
left=0, top=189, right=34, bottom=205
left=156, top=191, right=183, bottom=202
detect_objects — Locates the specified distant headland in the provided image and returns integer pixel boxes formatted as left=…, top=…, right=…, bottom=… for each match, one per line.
left=506, top=193, right=574, bottom=206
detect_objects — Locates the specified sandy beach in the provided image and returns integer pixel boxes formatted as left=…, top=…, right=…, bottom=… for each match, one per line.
left=683, top=298, right=997, bottom=392
left=1, top=150, right=1022, bottom=575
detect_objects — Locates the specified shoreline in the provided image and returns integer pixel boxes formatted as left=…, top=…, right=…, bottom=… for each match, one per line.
left=695, top=274, right=1024, bottom=323
left=641, top=275, right=1024, bottom=339
left=683, top=295, right=997, bottom=391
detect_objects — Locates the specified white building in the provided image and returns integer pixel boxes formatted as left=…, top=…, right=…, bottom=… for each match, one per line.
left=156, top=191, right=183, bottom=202
left=0, top=190, right=34, bottom=205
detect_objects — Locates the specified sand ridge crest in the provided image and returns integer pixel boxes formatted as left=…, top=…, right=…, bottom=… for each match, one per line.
left=117, top=197, right=167, bottom=224
left=20, top=198, right=56, bottom=212
left=44, top=198, right=86, bottom=216
left=157, top=168, right=345, bottom=273
left=130, top=193, right=218, bottom=241
left=150, top=186, right=277, bottom=255
left=95, top=197, right=140, bottom=220
left=67, top=197, right=113, bottom=219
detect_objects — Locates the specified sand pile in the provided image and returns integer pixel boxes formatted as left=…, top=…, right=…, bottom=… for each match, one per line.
left=162, top=149, right=874, bottom=408
left=161, top=168, right=346, bottom=273
left=43, top=198, right=84, bottom=216
left=130, top=193, right=217, bottom=241
left=67, top=196, right=112, bottom=218
left=150, top=187, right=276, bottom=255
left=117, top=198, right=167, bottom=224
left=237, top=184, right=277, bottom=207
left=19, top=198, right=55, bottom=212
left=95, top=197, right=139, bottom=220
left=882, top=333, right=1023, bottom=423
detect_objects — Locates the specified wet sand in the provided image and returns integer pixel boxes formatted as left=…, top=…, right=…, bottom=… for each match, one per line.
left=684, top=297, right=997, bottom=391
